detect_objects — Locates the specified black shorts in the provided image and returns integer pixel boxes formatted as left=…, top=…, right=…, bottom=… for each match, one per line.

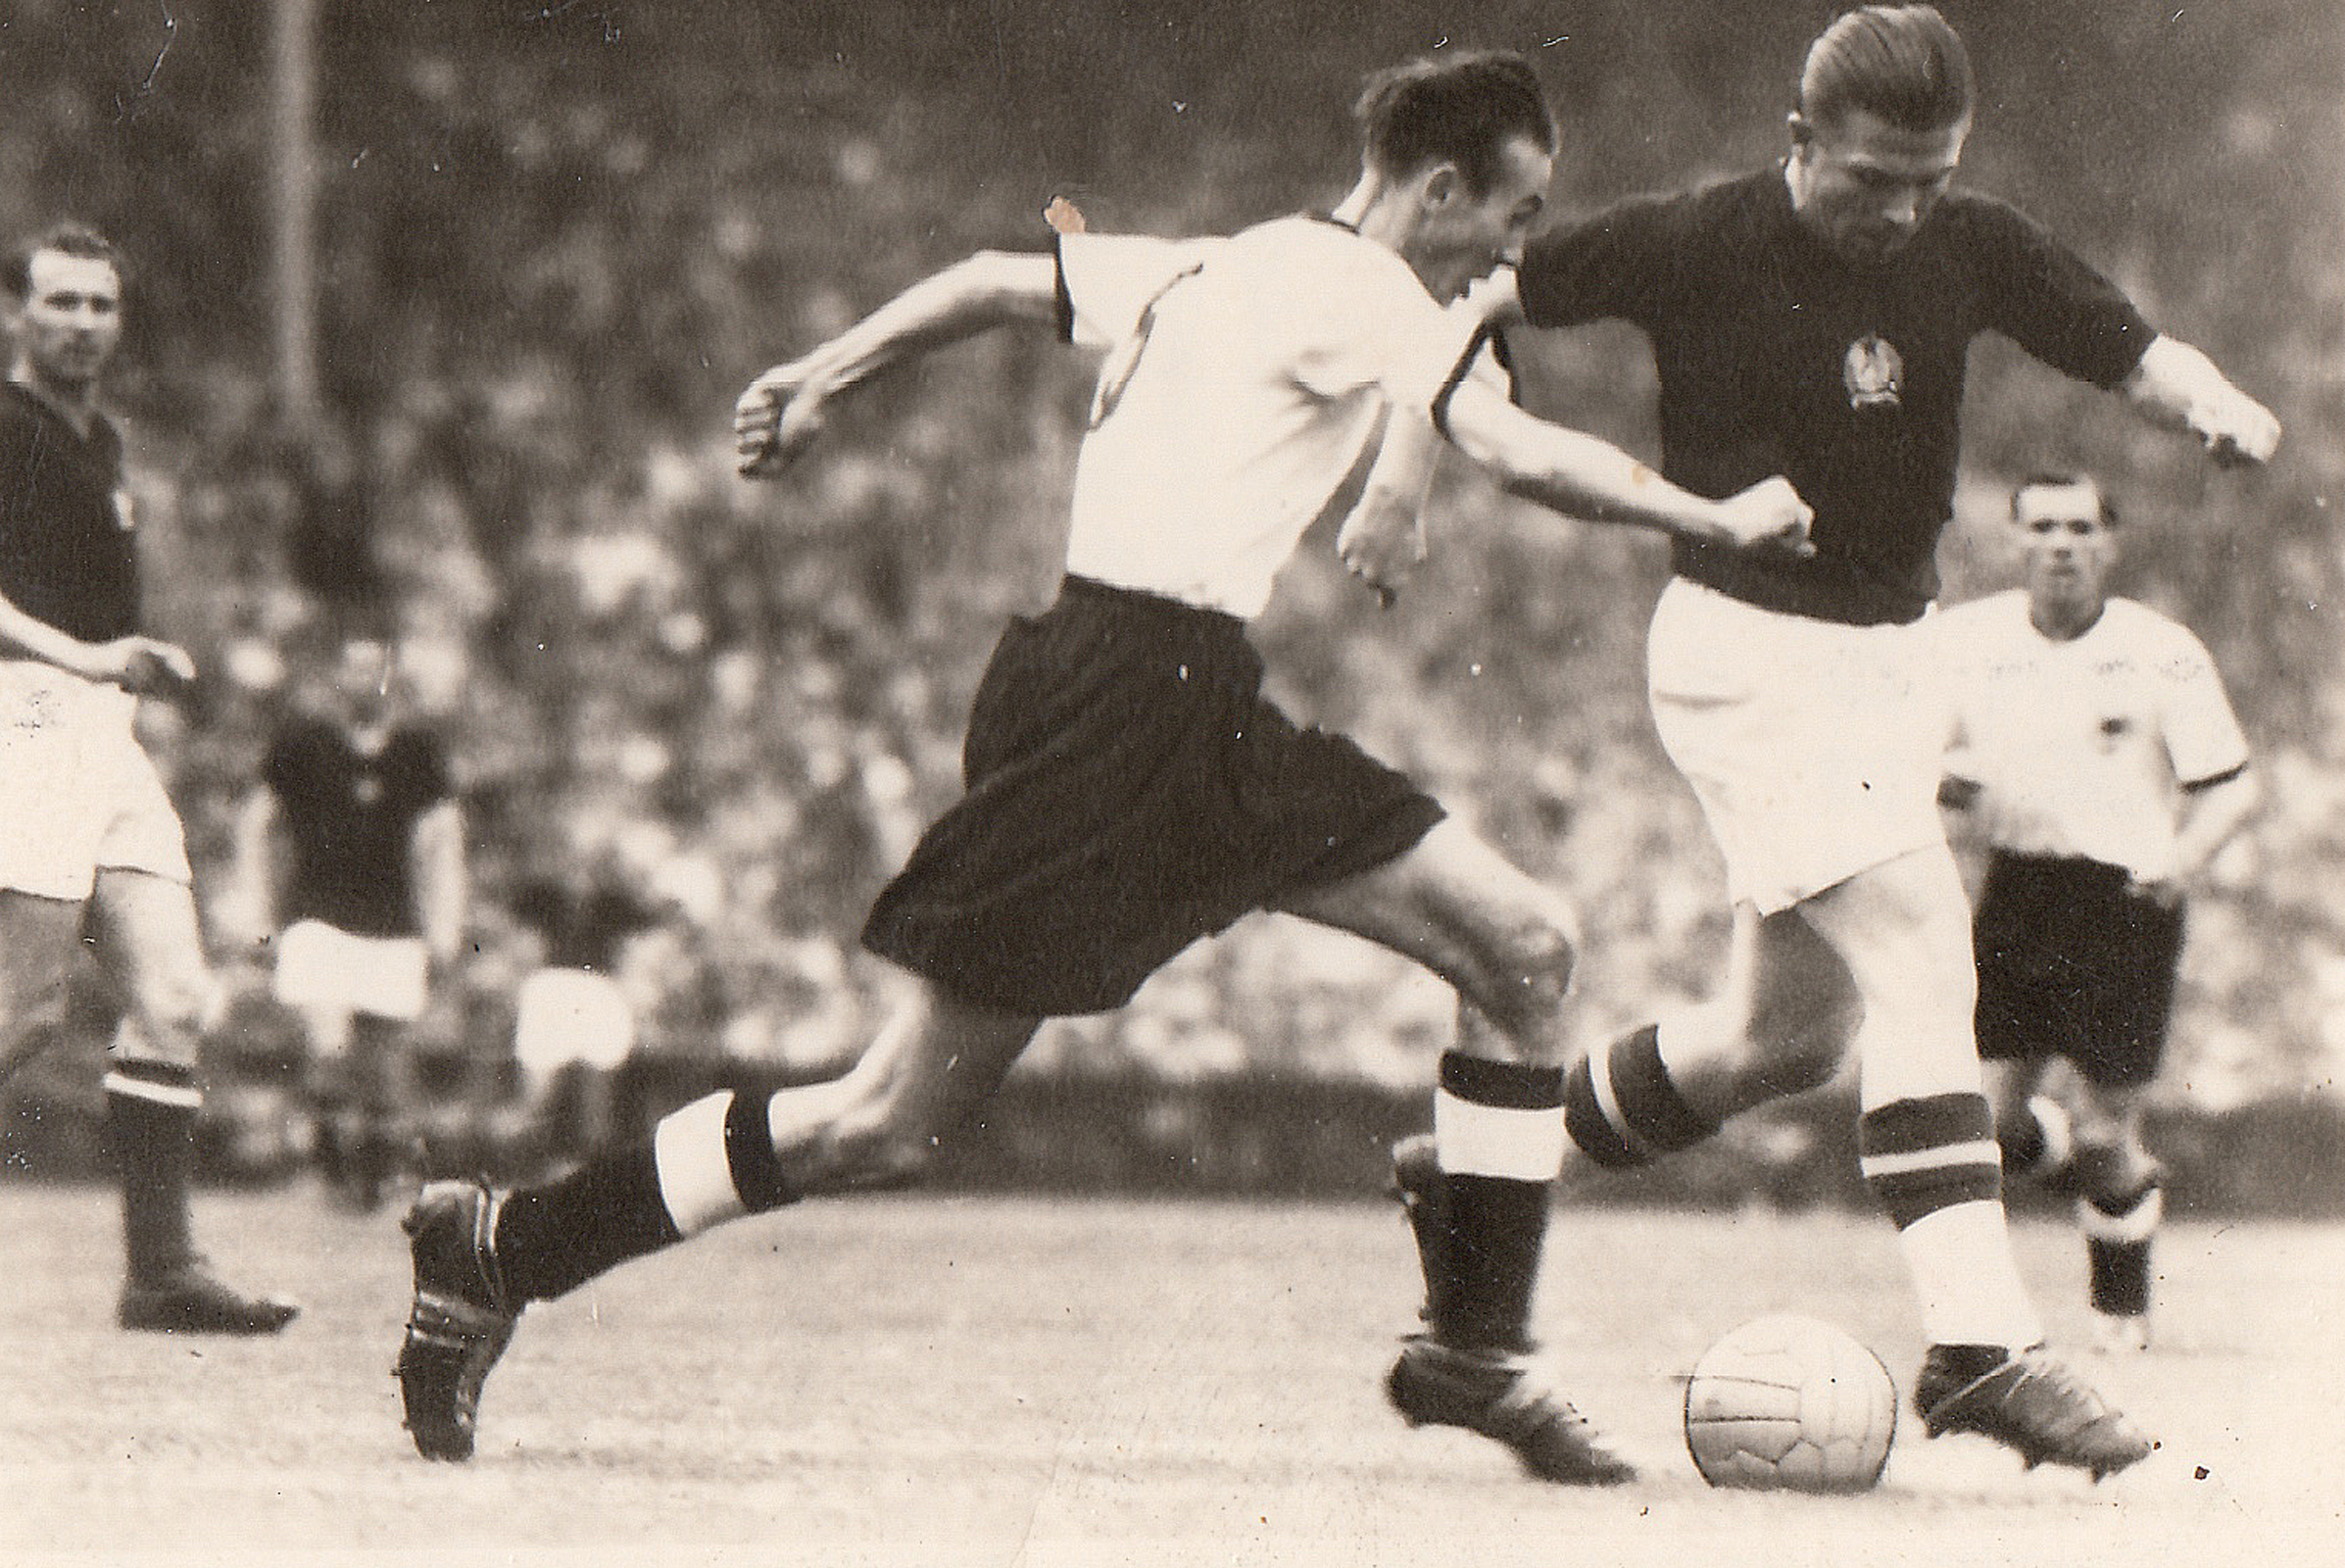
left=862, top=576, right=1445, bottom=1016
left=1972, top=852, right=2187, bottom=1088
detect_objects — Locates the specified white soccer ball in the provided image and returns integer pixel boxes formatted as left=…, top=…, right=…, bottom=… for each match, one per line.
left=1684, top=1314, right=1897, bottom=1494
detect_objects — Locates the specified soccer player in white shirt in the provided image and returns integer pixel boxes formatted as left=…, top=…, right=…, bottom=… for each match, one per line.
left=1940, top=472, right=2259, bottom=1350
left=392, top=51, right=1814, bottom=1474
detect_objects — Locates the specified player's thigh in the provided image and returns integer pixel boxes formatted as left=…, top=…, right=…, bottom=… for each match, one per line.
left=0, top=889, right=87, bottom=1022
left=1743, top=905, right=1861, bottom=1049
left=1279, top=818, right=1578, bottom=1030
left=1796, top=845, right=1974, bottom=1016
left=87, top=867, right=215, bottom=1038
left=2067, top=1076, right=2150, bottom=1149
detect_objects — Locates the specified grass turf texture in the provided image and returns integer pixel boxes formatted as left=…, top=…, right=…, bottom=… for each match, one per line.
left=2, top=1184, right=2337, bottom=1566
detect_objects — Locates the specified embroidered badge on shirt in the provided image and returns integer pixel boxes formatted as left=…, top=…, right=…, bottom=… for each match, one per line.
left=1842, top=334, right=1904, bottom=411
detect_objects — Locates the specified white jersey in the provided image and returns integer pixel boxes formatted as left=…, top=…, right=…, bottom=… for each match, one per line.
left=1055, top=219, right=1482, bottom=619
left=1939, top=590, right=2249, bottom=880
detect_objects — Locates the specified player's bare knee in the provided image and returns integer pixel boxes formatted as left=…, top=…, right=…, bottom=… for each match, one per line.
left=2069, top=1126, right=2155, bottom=1204
left=129, top=973, right=220, bottom=1061
left=1470, top=913, right=1578, bottom=1041
left=1752, top=1032, right=1848, bottom=1097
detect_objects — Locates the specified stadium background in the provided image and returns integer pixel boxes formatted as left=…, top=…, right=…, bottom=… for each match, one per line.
left=0, top=0, right=2338, bottom=1211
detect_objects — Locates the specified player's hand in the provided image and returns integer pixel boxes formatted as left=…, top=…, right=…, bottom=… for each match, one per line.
left=1714, top=476, right=1816, bottom=556
left=2125, top=870, right=2185, bottom=912
left=1456, top=266, right=1525, bottom=327
left=1337, top=492, right=1428, bottom=608
left=2190, top=387, right=2281, bottom=468
left=85, top=635, right=197, bottom=698
left=733, top=360, right=832, bottom=479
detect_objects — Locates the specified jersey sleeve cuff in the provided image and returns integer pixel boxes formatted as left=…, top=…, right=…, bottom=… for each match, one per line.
left=2178, top=760, right=2248, bottom=794
left=1052, top=235, right=1076, bottom=345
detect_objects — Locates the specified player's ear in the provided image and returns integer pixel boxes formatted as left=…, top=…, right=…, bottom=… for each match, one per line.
left=1421, top=162, right=1461, bottom=210
left=1786, top=112, right=1816, bottom=155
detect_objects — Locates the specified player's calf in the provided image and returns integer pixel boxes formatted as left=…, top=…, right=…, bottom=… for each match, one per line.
left=1387, top=1059, right=1632, bottom=1484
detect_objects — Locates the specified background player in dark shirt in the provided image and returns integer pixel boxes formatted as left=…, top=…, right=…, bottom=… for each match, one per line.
left=0, top=222, right=296, bottom=1334
left=233, top=631, right=465, bottom=1208
left=1346, top=5, right=2277, bottom=1479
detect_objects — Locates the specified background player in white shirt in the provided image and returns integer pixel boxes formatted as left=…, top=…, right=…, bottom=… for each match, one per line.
left=393, top=51, right=1813, bottom=1475
left=1940, top=472, right=2260, bottom=1350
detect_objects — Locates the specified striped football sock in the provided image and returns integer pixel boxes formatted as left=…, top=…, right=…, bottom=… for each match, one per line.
left=1861, top=1093, right=2041, bottom=1348
left=1426, top=1053, right=1565, bottom=1351
left=1561, top=1023, right=1721, bottom=1169
left=497, top=1090, right=797, bottom=1302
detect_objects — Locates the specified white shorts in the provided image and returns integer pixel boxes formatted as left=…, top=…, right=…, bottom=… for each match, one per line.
left=513, top=967, right=636, bottom=1074
left=1646, top=578, right=1952, bottom=914
left=0, top=661, right=191, bottom=902
left=272, top=919, right=431, bottom=1027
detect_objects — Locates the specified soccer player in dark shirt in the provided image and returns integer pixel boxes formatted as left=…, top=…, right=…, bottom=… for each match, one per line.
left=1345, top=6, right=2278, bottom=1479
left=233, top=632, right=465, bottom=1208
left=0, top=223, right=297, bottom=1334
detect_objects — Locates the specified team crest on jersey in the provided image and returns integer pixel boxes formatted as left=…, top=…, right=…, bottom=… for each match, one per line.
left=1842, top=334, right=1904, bottom=411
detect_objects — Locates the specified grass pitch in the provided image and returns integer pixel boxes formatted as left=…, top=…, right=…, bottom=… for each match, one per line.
left=2, top=1182, right=2337, bottom=1567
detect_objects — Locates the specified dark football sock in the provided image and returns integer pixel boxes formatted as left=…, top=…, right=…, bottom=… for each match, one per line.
left=495, top=1141, right=680, bottom=1303
left=105, top=1059, right=203, bottom=1284
left=496, top=1089, right=797, bottom=1302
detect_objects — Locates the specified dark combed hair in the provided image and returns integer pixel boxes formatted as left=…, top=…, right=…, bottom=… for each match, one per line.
left=1354, top=51, right=1556, bottom=195
left=2012, top=470, right=2119, bottom=526
left=1798, top=6, right=1975, bottom=131
left=4, top=220, right=124, bottom=300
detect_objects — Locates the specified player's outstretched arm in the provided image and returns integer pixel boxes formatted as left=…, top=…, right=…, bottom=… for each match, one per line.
left=2119, top=335, right=2282, bottom=468
left=0, top=592, right=194, bottom=694
left=217, top=788, right=286, bottom=956
left=1440, top=378, right=1814, bottom=552
left=735, top=251, right=1062, bottom=478
left=411, top=800, right=470, bottom=971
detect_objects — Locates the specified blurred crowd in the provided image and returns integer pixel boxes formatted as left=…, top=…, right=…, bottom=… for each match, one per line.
left=1, top=1, right=2336, bottom=1182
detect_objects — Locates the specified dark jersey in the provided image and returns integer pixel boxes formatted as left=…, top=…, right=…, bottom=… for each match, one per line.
left=0, top=382, right=139, bottom=642
left=265, top=715, right=453, bottom=938
left=1517, top=171, right=2151, bottom=624
left=510, top=878, right=659, bottom=974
